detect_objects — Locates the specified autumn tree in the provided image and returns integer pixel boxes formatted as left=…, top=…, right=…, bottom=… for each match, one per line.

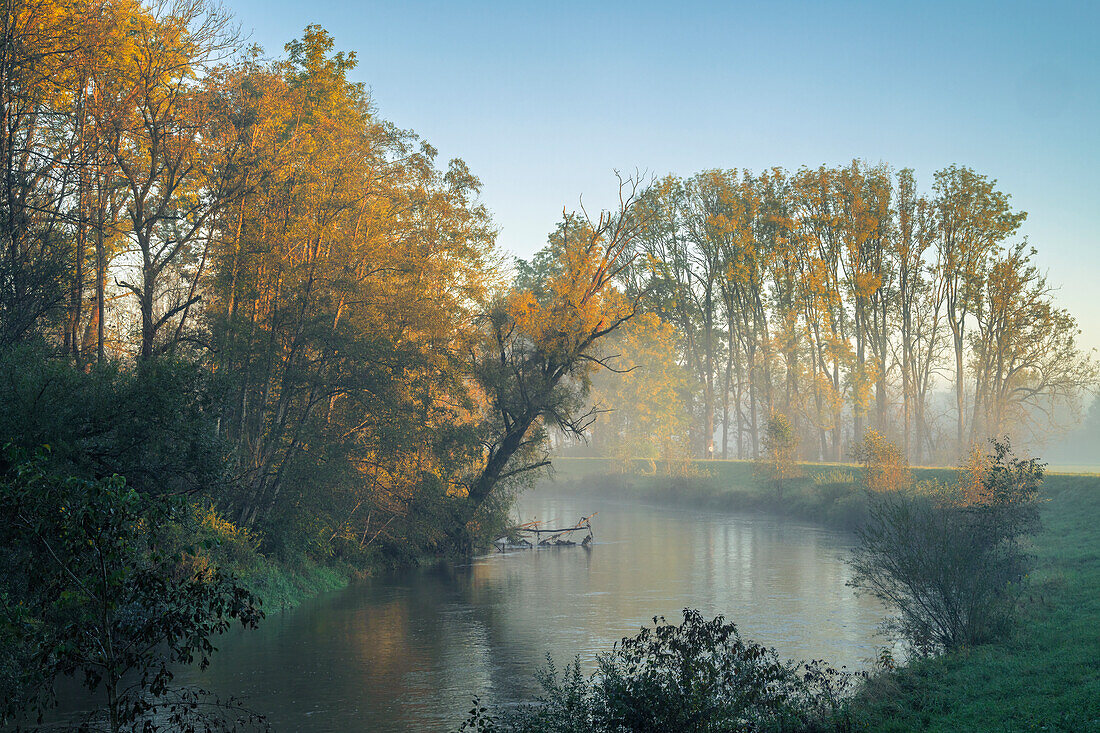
left=464, top=178, right=647, bottom=522
left=0, top=0, right=106, bottom=345
left=634, top=175, right=723, bottom=458
left=99, top=0, right=244, bottom=358
left=853, top=430, right=912, bottom=494
left=790, top=165, right=851, bottom=461
left=205, top=27, right=498, bottom=557
left=594, top=163, right=1093, bottom=466
left=758, top=411, right=799, bottom=500
left=969, top=243, right=1095, bottom=442
left=932, top=166, right=1027, bottom=452
left=894, top=168, right=942, bottom=463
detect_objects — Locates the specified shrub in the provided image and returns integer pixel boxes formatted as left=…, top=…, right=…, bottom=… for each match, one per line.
left=460, top=609, right=864, bottom=733
left=852, top=431, right=911, bottom=493
left=848, top=438, right=1042, bottom=654
left=758, top=413, right=801, bottom=500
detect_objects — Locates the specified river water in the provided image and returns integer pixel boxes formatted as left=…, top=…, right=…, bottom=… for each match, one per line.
left=57, top=484, right=888, bottom=731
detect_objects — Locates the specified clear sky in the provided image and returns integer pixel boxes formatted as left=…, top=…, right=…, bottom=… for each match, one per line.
left=228, top=0, right=1100, bottom=353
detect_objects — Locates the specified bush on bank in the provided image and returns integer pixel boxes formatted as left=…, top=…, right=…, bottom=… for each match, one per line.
left=849, top=439, right=1043, bottom=654
left=459, top=609, right=865, bottom=733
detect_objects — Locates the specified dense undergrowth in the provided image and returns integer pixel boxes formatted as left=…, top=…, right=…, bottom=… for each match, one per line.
left=549, top=457, right=1100, bottom=732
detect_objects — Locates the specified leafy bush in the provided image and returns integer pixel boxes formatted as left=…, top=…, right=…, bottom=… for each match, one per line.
left=460, top=609, right=864, bottom=733
left=852, top=430, right=912, bottom=494
left=0, top=448, right=263, bottom=731
left=757, top=413, right=801, bottom=500
left=848, top=438, right=1042, bottom=654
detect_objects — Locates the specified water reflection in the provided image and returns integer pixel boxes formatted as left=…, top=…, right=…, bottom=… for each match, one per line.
left=57, top=485, right=887, bottom=732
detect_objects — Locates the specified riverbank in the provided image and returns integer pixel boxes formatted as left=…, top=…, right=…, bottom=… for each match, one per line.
left=238, top=559, right=351, bottom=610
left=855, top=470, right=1100, bottom=731
left=550, top=457, right=1100, bottom=731
left=547, top=457, right=955, bottom=531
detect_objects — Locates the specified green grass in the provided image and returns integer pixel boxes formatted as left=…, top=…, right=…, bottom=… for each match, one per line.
left=549, top=457, right=955, bottom=531
left=238, top=559, right=350, bottom=611
left=551, top=458, right=1100, bottom=732
left=853, top=472, right=1100, bottom=732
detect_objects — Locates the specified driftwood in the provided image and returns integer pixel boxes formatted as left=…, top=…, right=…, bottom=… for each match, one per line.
left=494, top=514, right=596, bottom=551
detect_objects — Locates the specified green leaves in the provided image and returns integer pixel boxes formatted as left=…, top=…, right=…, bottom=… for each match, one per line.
left=0, top=447, right=264, bottom=730
left=463, top=609, right=865, bottom=733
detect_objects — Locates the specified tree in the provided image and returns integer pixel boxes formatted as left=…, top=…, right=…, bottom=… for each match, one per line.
left=758, top=411, right=799, bottom=500
left=101, top=0, right=243, bottom=358
left=894, top=169, right=943, bottom=463
left=932, top=166, right=1027, bottom=452
left=0, top=0, right=108, bottom=346
left=969, top=243, right=1096, bottom=443
left=464, top=177, right=647, bottom=524
left=206, top=28, right=498, bottom=563
left=634, top=175, right=723, bottom=459
left=853, top=429, right=912, bottom=494
left=587, top=311, right=693, bottom=471
left=0, top=448, right=263, bottom=731
left=790, top=164, right=851, bottom=462
left=835, top=162, right=894, bottom=444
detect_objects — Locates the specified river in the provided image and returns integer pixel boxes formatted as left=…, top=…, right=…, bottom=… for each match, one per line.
left=57, top=483, right=888, bottom=731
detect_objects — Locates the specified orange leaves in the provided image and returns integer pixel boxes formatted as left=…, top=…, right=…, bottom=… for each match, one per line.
left=854, top=430, right=912, bottom=493
left=507, top=216, right=635, bottom=363
left=589, top=312, right=693, bottom=464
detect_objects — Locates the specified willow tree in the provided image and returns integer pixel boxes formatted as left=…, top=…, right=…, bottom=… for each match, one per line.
left=464, top=178, right=647, bottom=518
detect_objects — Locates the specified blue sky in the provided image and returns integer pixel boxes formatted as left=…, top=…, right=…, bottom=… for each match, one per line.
left=229, top=0, right=1100, bottom=353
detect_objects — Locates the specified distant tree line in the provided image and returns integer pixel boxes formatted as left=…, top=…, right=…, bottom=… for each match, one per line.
left=585, top=165, right=1095, bottom=465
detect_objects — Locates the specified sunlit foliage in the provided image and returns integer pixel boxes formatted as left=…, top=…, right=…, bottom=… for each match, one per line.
left=600, top=164, right=1095, bottom=466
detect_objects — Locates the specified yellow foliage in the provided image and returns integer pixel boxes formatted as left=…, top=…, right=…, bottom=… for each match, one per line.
left=854, top=430, right=912, bottom=493
left=589, top=312, right=693, bottom=466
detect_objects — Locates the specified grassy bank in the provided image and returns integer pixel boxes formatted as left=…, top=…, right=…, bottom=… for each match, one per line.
left=855, top=471, right=1100, bottom=732
left=549, top=457, right=1100, bottom=732
left=184, top=507, right=352, bottom=611
left=238, top=560, right=351, bottom=610
left=548, top=457, right=955, bottom=531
